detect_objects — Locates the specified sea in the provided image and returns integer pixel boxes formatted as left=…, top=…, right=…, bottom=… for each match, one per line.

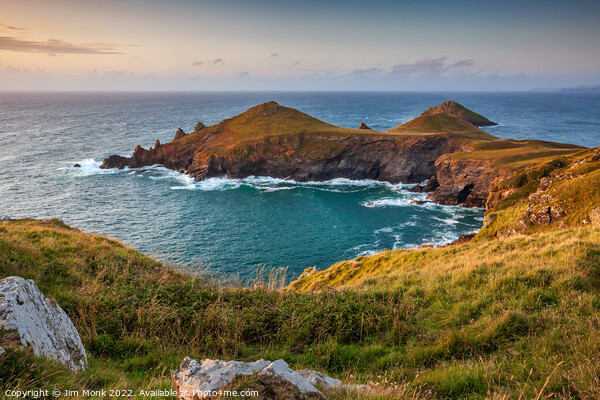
left=1, top=91, right=599, bottom=279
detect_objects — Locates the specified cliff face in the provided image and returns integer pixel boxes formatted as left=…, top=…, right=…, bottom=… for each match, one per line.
left=102, top=102, right=481, bottom=184
left=124, top=132, right=469, bottom=183
left=427, top=155, right=513, bottom=208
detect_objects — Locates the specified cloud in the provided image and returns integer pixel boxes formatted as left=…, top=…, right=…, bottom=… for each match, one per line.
left=391, top=57, right=447, bottom=75
left=390, top=57, right=476, bottom=76
left=448, top=59, right=475, bottom=69
left=0, top=36, right=126, bottom=55
left=271, top=53, right=278, bottom=57
left=0, top=24, right=26, bottom=31
left=347, top=67, right=383, bottom=77
left=192, top=58, right=224, bottom=66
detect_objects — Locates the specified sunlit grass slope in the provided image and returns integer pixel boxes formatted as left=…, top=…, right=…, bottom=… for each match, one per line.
left=291, top=226, right=600, bottom=398
left=2, top=218, right=600, bottom=398
left=478, top=147, right=600, bottom=238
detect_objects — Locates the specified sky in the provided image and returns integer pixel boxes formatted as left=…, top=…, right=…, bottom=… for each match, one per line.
left=1, top=0, right=599, bottom=91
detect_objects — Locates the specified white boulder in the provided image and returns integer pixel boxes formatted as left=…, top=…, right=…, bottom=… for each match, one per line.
left=0, top=276, right=87, bottom=372
left=297, top=369, right=342, bottom=391
left=258, top=359, right=324, bottom=399
left=171, top=357, right=269, bottom=396
left=172, top=358, right=329, bottom=399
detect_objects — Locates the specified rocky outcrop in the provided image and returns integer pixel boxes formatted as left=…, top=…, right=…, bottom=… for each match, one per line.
left=422, top=100, right=497, bottom=127
left=171, top=358, right=271, bottom=397
left=0, top=276, right=87, bottom=372
left=194, top=122, right=206, bottom=133
left=358, top=122, right=371, bottom=130
left=409, top=175, right=439, bottom=193
left=258, top=360, right=324, bottom=399
left=171, top=357, right=379, bottom=399
left=447, top=232, right=477, bottom=245
left=427, top=155, right=512, bottom=207
left=171, top=357, right=338, bottom=399
left=174, top=128, right=187, bottom=141
left=521, top=180, right=567, bottom=226
left=102, top=155, right=130, bottom=169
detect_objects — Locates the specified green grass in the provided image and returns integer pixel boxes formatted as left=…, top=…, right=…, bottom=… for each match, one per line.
left=291, top=226, right=600, bottom=399
left=388, top=113, right=498, bottom=140
left=448, top=139, right=584, bottom=169
left=478, top=148, right=600, bottom=238
left=2, top=219, right=600, bottom=399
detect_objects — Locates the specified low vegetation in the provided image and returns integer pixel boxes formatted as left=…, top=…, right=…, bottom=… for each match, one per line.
left=388, top=113, right=497, bottom=140
left=2, top=216, right=600, bottom=399
left=479, top=147, right=600, bottom=238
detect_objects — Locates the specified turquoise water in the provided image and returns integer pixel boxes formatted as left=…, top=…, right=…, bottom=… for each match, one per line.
left=1, top=92, right=599, bottom=278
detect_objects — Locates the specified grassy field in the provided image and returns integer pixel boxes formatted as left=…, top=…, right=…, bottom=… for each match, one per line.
left=2, top=218, right=600, bottom=399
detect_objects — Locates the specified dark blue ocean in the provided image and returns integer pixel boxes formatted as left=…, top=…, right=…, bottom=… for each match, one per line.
left=1, top=92, right=599, bottom=279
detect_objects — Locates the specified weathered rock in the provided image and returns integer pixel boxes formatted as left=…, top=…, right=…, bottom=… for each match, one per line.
left=194, top=122, right=206, bottom=133
left=590, top=208, right=600, bottom=226
left=428, top=155, right=512, bottom=207
left=297, top=369, right=342, bottom=391
left=358, top=122, right=371, bottom=130
left=527, top=205, right=566, bottom=226
left=174, top=128, right=187, bottom=141
left=258, top=360, right=324, bottom=399
left=409, top=176, right=439, bottom=193
left=171, top=357, right=270, bottom=397
left=0, top=276, right=87, bottom=371
left=421, top=100, right=497, bottom=127
left=172, top=357, right=326, bottom=399
left=101, top=154, right=130, bottom=169
left=486, top=187, right=517, bottom=210
left=447, top=233, right=476, bottom=246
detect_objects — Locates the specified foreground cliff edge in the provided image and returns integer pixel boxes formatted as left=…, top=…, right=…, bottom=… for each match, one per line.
left=101, top=101, right=583, bottom=207
left=2, top=215, right=600, bottom=398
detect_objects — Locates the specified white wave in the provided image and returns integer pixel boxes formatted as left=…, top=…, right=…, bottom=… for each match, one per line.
left=361, top=198, right=413, bottom=208
left=433, top=217, right=461, bottom=225
left=62, top=158, right=124, bottom=176
left=168, top=175, right=415, bottom=192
